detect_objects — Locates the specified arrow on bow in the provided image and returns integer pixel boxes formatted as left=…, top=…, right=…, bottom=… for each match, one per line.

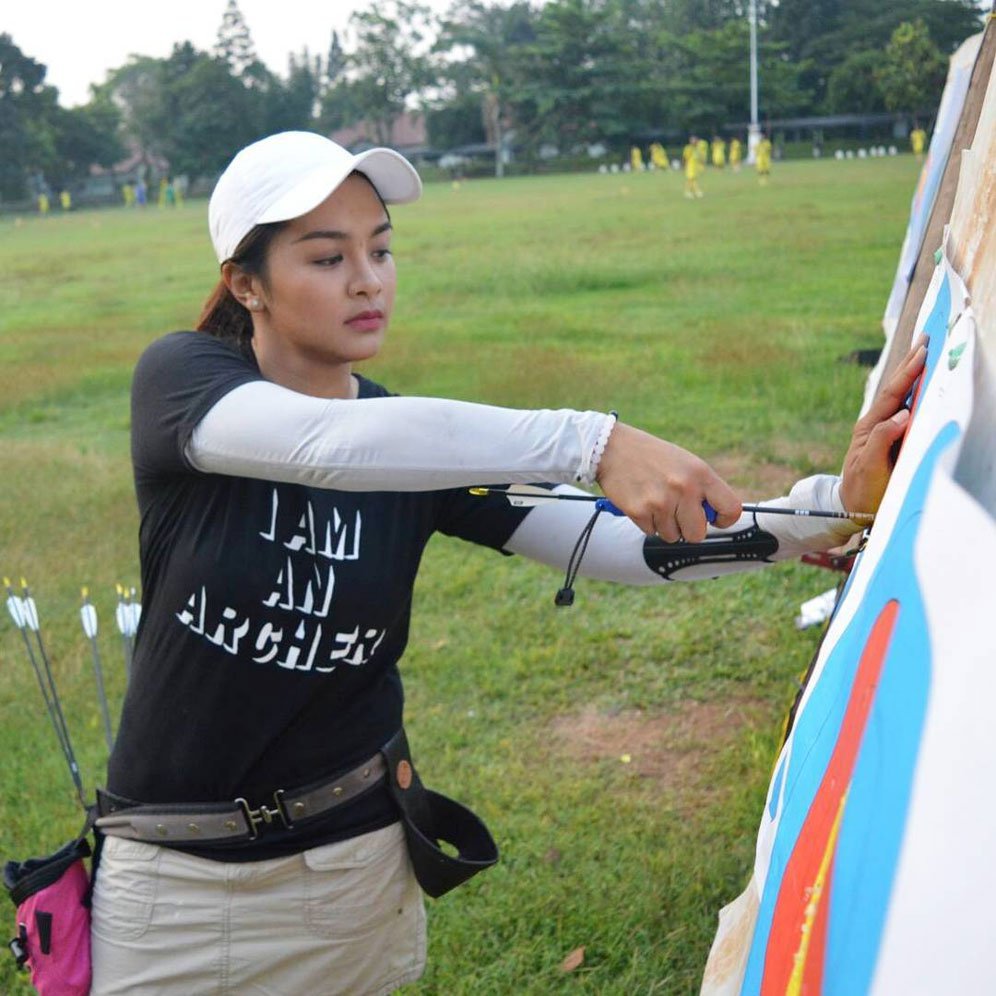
left=469, top=485, right=874, bottom=524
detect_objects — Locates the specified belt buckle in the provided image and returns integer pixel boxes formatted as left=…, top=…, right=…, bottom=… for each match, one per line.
left=235, top=789, right=293, bottom=840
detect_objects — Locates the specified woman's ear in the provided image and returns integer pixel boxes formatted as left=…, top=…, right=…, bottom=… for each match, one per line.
left=222, top=262, right=263, bottom=312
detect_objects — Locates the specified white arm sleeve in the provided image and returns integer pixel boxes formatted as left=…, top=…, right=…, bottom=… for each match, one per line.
left=185, top=380, right=616, bottom=491
left=503, top=475, right=860, bottom=585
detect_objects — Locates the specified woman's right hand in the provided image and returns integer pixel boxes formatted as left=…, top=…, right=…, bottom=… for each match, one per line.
left=595, top=422, right=742, bottom=542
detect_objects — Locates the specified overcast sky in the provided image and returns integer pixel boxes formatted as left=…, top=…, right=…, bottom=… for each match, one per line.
left=5, top=0, right=456, bottom=108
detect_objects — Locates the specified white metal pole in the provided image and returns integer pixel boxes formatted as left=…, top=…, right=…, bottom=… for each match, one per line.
left=748, top=0, right=761, bottom=163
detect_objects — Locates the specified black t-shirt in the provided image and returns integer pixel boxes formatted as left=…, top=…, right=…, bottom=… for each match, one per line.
left=107, top=331, right=529, bottom=859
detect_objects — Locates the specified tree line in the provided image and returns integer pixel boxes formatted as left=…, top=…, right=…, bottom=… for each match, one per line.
left=0, top=0, right=983, bottom=203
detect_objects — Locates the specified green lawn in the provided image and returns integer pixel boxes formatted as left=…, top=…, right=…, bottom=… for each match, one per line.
left=0, top=155, right=918, bottom=994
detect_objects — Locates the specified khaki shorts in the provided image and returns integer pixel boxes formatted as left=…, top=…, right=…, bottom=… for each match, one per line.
left=90, top=821, right=425, bottom=995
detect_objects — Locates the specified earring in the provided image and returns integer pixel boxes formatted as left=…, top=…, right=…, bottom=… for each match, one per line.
left=248, top=298, right=260, bottom=311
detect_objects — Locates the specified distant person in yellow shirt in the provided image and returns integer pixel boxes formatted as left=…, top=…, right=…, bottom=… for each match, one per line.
left=37, top=192, right=50, bottom=215
left=711, top=136, right=726, bottom=169
left=122, top=183, right=136, bottom=207
left=729, top=137, right=743, bottom=172
left=910, top=126, right=926, bottom=159
left=630, top=145, right=644, bottom=172
left=683, top=137, right=704, bottom=198
left=756, top=135, right=773, bottom=185
left=649, top=142, right=669, bottom=170
left=60, top=190, right=71, bottom=211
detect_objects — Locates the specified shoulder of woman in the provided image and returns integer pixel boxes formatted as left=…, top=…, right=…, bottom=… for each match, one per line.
left=133, top=332, right=258, bottom=394
left=136, top=331, right=248, bottom=369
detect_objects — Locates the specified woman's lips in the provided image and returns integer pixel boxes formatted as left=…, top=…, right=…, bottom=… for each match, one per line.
left=346, top=310, right=385, bottom=332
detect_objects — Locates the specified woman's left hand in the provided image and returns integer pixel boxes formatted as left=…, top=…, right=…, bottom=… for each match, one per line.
left=839, top=335, right=927, bottom=516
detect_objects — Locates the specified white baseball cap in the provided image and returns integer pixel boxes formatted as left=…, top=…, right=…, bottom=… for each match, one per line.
left=208, top=130, right=423, bottom=263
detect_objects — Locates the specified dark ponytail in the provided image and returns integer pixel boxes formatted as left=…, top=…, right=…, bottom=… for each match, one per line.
left=196, top=221, right=286, bottom=359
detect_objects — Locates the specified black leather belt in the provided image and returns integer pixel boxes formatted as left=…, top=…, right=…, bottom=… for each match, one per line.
left=95, top=752, right=387, bottom=844
left=95, top=729, right=499, bottom=898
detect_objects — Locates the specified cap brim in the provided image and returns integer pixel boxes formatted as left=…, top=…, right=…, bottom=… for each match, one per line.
left=257, top=148, right=422, bottom=226
left=352, top=148, right=423, bottom=204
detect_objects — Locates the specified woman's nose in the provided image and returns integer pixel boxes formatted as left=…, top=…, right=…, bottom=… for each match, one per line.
left=349, top=258, right=381, bottom=297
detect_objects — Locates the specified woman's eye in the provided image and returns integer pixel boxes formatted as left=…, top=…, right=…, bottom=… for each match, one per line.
left=373, top=248, right=393, bottom=260
left=315, top=255, right=343, bottom=267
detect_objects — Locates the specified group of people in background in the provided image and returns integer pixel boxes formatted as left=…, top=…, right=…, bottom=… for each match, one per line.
left=35, top=175, right=187, bottom=214
left=36, top=126, right=925, bottom=218
left=121, top=179, right=149, bottom=208
left=35, top=188, right=73, bottom=214
left=121, top=176, right=184, bottom=209
left=626, top=133, right=770, bottom=200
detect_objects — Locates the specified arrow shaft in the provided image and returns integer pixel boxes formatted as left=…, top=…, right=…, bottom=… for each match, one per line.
left=741, top=504, right=873, bottom=523
left=471, top=487, right=873, bottom=523
left=32, top=627, right=87, bottom=806
left=10, top=584, right=88, bottom=807
left=81, top=595, right=114, bottom=750
left=87, top=637, right=114, bottom=752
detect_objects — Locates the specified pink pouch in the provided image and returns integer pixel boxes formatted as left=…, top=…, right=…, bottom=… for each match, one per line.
left=5, top=835, right=92, bottom=996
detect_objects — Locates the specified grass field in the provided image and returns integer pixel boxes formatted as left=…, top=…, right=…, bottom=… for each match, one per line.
left=0, top=155, right=919, bottom=994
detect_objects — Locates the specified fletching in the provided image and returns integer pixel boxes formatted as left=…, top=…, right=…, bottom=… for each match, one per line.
left=21, top=595, right=40, bottom=632
left=80, top=602, right=98, bottom=639
left=5, top=595, right=25, bottom=629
